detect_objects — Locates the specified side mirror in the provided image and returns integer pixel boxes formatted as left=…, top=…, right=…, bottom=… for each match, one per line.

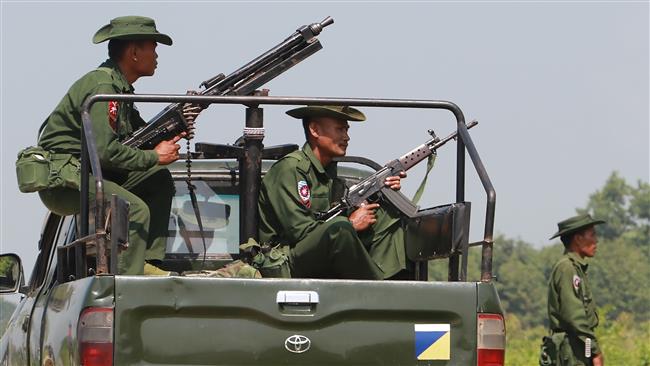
left=0, top=253, right=25, bottom=294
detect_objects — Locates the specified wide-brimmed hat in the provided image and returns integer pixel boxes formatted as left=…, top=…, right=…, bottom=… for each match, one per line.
left=286, top=105, right=366, bottom=121
left=549, top=214, right=605, bottom=239
left=93, top=16, right=172, bottom=45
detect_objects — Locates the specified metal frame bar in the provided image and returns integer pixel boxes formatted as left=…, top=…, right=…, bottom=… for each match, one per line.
left=80, top=109, right=106, bottom=274
left=81, top=94, right=496, bottom=281
left=240, top=106, right=264, bottom=242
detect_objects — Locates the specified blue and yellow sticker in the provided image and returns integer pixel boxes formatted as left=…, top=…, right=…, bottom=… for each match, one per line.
left=414, top=324, right=451, bottom=360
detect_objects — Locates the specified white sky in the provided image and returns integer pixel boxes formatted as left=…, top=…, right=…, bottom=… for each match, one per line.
left=1, top=1, right=648, bottom=275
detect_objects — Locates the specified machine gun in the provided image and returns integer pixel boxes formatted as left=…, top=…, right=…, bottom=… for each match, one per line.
left=315, top=121, right=478, bottom=221
left=123, top=17, right=334, bottom=149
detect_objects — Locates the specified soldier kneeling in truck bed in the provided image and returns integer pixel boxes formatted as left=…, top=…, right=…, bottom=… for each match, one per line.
left=258, top=105, right=410, bottom=280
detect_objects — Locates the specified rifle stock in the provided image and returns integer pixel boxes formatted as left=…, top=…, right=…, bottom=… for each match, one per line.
left=123, top=17, right=334, bottom=149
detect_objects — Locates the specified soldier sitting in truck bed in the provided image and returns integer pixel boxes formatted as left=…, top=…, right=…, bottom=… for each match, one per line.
left=35, top=16, right=199, bottom=276
left=257, top=105, right=410, bottom=280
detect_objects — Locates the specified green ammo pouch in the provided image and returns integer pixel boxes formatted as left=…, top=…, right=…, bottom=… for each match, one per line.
left=240, top=238, right=291, bottom=278
left=539, top=335, right=559, bottom=366
left=16, top=146, right=80, bottom=193
left=16, top=146, right=52, bottom=193
left=48, top=153, right=80, bottom=190
left=539, top=332, right=573, bottom=366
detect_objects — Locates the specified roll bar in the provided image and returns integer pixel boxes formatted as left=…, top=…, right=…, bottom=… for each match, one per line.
left=81, top=94, right=496, bottom=281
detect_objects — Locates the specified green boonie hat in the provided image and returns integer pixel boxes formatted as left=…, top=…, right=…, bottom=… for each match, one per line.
left=286, top=105, right=366, bottom=122
left=549, top=214, right=606, bottom=239
left=93, top=16, right=172, bottom=45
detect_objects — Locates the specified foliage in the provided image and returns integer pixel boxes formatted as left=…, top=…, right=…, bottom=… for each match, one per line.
left=578, top=172, right=650, bottom=246
left=505, top=312, right=650, bottom=366
left=0, top=257, right=15, bottom=278
left=504, top=313, right=546, bottom=366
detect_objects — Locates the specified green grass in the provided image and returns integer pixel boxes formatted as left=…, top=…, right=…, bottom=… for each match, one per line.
left=505, top=311, right=650, bottom=366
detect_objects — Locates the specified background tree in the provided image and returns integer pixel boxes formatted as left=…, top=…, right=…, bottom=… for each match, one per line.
left=579, top=172, right=650, bottom=246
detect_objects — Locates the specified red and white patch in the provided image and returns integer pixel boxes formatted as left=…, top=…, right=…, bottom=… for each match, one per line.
left=572, top=274, right=581, bottom=290
left=108, top=101, right=119, bottom=131
left=298, top=180, right=311, bottom=208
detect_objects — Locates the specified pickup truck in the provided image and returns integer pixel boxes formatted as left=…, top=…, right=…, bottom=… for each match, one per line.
left=0, top=95, right=505, bottom=366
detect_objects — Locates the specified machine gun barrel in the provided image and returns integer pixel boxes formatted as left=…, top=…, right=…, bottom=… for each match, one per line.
left=123, top=17, right=334, bottom=149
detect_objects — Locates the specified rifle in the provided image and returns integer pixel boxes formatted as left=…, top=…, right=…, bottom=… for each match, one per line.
left=315, top=121, right=478, bottom=221
left=123, top=17, right=334, bottom=149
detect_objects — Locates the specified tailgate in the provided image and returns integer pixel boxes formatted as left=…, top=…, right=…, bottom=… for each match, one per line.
left=114, top=277, right=478, bottom=365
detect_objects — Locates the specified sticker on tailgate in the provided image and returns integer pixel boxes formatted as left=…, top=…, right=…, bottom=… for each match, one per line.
left=414, top=324, right=451, bottom=360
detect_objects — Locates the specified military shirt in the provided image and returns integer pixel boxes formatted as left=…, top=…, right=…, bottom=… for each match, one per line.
left=258, top=143, right=346, bottom=246
left=38, top=59, right=158, bottom=176
left=548, top=251, right=600, bottom=355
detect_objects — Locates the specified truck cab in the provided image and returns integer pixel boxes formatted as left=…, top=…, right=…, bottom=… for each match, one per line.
left=0, top=95, right=505, bottom=366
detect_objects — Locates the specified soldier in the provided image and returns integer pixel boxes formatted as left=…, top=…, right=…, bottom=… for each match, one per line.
left=258, top=105, right=409, bottom=280
left=37, top=16, right=199, bottom=275
left=547, top=214, right=606, bottom=366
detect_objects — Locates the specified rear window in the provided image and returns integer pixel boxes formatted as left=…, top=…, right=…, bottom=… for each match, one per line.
left=166, top=179, right=239, bottom=258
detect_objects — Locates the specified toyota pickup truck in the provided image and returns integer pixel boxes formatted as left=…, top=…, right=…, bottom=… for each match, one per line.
left=0, top=95, right=505, bottom=366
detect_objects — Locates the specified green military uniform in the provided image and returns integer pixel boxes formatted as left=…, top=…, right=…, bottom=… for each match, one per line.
left=258, top=106, right=407, bottom=280
left=546, top=214, right=605, bottom=365
left=36, top=16, right=174, bottom=275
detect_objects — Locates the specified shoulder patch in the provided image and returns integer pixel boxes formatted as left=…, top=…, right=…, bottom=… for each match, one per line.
left=572, top=274, right=581, bottom=290
left=297, top=180, right=311, bottom=208
left=108, top=101, right=119, bottom=131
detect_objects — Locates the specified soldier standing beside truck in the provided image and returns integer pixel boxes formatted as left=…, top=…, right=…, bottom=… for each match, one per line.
left=544, top=214, right=606, bottom=366
left=258, top=105, right=410, bottom=280
left=34, top=16, right=199, bottom=275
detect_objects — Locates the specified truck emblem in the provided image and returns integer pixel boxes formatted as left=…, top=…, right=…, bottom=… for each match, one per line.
left=285, top=335, right=311, bottom=354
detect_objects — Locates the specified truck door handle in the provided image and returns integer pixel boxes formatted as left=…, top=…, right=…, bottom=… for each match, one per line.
left=276, top=291, right=319, bottom=315
left=276, top=291, right=319, bottom=305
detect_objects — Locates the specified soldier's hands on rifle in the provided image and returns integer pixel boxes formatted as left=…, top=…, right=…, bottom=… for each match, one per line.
left=384, top=171, right=407, bottom=191
left=348, top=202, right=380, bottom=232
left=155, top=133, right=185, bottom=165
left=182, top=90, right=202, bottom=140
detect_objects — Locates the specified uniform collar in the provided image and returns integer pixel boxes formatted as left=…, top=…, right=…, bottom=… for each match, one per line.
left=302, top=143, right=337, bottom=176
left=566, top=251, right=589, bottom=271
left=99, top=59, right=134, bottom=93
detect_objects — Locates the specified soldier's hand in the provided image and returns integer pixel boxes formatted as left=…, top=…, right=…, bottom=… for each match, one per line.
left=349, top=202, right=380, bottom=232
left=593, top=353, right=604, bottom=366
left=384, top=171, right=407, bottom=191
left=155, top=133, right=185, bottom=165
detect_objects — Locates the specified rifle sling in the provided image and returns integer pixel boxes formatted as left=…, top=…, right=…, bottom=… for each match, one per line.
left=411, top=154, right=436, bottom=205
